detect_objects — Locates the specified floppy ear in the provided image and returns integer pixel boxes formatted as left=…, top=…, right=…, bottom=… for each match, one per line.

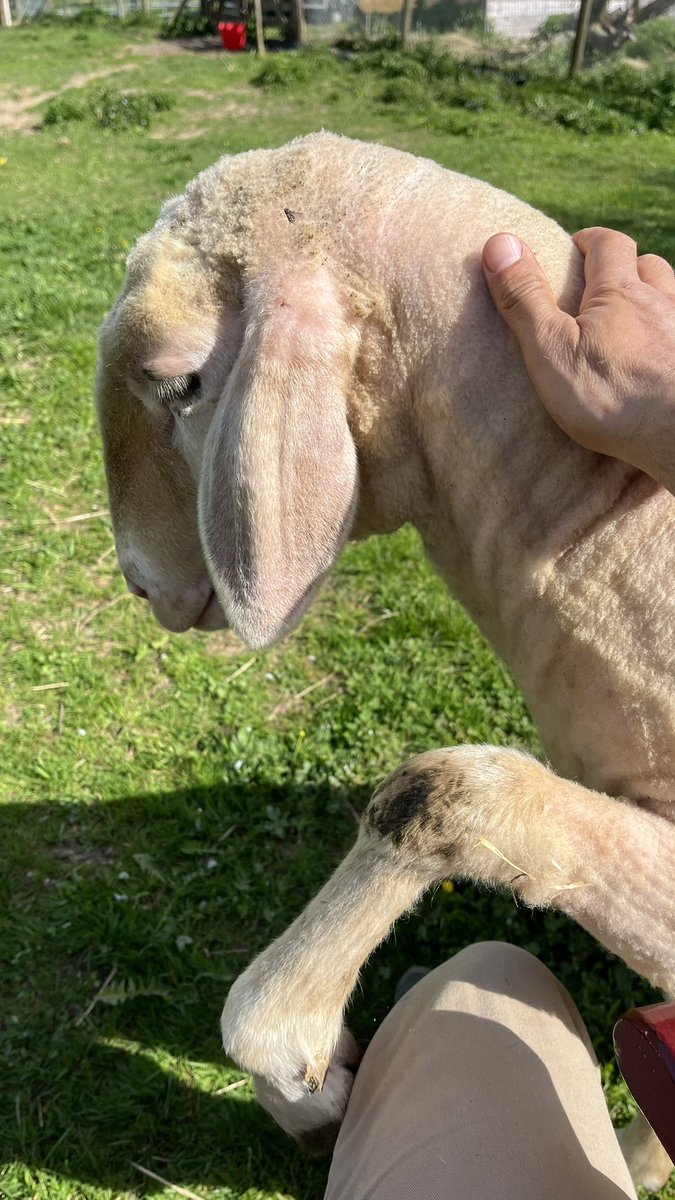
left=198, top=266, right=359, bottom=649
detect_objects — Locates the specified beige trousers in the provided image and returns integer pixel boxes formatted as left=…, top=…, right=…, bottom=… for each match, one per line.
left=325, top=941, right=636, bottom=1200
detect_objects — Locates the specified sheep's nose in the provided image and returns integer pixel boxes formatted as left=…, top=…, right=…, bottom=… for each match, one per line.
left=126, top=578, right=149, bottom=601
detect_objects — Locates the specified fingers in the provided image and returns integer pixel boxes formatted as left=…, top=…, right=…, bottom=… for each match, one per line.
left=482, top=232, right=578, bottom=360
left=485, top=224, right=675, bottom=481
left=575, top=227, right=674, bottom=294
left=637, top=253, right=675, bottom=296
left=573, top=226, right=640, bottom=292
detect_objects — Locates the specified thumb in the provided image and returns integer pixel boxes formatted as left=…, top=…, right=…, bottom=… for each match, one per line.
left=482, top=233, right=574, bottom=358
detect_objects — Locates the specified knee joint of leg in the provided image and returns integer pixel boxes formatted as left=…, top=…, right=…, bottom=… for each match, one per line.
left=363, top=750, right=468, bottom=855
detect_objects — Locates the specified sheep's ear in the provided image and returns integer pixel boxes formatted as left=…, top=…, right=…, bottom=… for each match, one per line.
left=198, top=267, right=359, bottom=649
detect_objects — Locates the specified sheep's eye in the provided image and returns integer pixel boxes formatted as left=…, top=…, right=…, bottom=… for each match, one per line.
left=144, top=369, right=201, bottom=411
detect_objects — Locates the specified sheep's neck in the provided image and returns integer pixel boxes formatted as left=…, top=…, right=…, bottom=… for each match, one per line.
left=416, top=378, right=646, bottom=654
left=410, top=369, right=675, bottom=797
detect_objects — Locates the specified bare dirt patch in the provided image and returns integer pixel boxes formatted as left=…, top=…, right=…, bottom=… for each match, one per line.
left=0, top=64, right=135, bottom=133
left=0, top=405, right=32, bottom=425
left=0, top=87, right=55, bottom=133
left=120, top=36, right=222, bottom=57
left=65, top=63, right=135, bottom=89
left=0, top=40, right=231, bottom=132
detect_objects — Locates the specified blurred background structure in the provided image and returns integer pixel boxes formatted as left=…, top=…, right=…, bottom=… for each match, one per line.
left=3, top=0, right=673, bottom=34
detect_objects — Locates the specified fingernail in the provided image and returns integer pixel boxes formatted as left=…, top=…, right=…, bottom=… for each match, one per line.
left=483, top=234, right=523, bottom=274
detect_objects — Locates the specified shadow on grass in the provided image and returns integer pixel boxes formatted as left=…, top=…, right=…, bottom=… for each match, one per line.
left=0, top=775, right=660, bottom=1198
left=0, top=776, right=359, bottom=1198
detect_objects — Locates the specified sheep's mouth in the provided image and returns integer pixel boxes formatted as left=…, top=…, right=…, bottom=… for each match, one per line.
left=193, top=589, right=228, bottom=632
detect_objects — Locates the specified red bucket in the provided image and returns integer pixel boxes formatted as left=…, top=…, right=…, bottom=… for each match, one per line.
left=218, top=20, right=247, bottom=50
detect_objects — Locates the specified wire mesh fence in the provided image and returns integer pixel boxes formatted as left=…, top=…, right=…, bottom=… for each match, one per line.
left=4, top=0, right=674, bottom=46
left=488, top=0, right=575, bottom=36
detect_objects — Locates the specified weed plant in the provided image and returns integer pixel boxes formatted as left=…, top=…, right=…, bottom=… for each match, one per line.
left=627, top=15, right=675, bottom=62
left=32, top=5, right=160, bottom=28
left=44, top=86, right=174, bottom=131
left=252, top=46, right=340, bottom=89
left=252, top=43, right=675, bottom=134
left=161, top=10, right=215, bottom=38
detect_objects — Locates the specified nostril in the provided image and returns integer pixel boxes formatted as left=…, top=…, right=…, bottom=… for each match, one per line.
left=126, top=579, right=149, bottom=601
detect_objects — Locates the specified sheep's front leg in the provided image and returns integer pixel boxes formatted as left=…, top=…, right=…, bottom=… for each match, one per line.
left=222, top=744, right=675, bottom=1171
left=363, top=746, right=675, bottom=995
left=221, top=838, right=430, bottom=1149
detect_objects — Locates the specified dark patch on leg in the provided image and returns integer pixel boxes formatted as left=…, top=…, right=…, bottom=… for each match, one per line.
left=366, top=769, right=438, bottom=845
left=365, top=763, right=466, bottom=853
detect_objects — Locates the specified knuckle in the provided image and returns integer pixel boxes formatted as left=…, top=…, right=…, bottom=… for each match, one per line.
left=498, top=272, right=548, bottom=316
left=538, top=316, right=577, bottom=368
left=639, top=252, right=674, bottom=274
left=602, top=228, right=637, bottom=254
left=576, top=227, right=636, bottom=254
left=616, top=230, right=638, bottom=253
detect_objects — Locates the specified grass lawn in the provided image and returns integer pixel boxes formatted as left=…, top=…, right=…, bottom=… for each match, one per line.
left=1, top=20, right=674, bottom=1200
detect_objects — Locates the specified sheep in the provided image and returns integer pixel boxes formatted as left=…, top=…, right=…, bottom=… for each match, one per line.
left=97, top=132, right=675, bottom=1190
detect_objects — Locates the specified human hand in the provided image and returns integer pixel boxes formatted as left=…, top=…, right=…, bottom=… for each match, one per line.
left=482, top=227, right=675, bottom=490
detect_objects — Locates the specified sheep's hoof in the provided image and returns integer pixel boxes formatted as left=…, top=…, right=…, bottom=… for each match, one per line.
left=254, top=1030, right=361, bottom=1152
left=304, top=1057, right=330, bottom=1094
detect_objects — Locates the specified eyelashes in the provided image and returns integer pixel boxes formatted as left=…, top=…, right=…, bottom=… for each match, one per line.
left=157, top=372, right=201, bottom=405
left=143, top=369, right=201, bottom=410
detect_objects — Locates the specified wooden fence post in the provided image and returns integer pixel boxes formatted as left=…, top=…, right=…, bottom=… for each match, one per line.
left=167, top=0, right=189, bottom=32
left=569, top=0, right=592, bottom=75
left=400, top=0, right=414, bottom=48
left=289, top=0, right=306, bottom=44
left=252, top=0, right=266, bottom=53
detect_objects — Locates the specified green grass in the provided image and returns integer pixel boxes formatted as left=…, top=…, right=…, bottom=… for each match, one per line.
left=1, top=22, right=674, bottom=1200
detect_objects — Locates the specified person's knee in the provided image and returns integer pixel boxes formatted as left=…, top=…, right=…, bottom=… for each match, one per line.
left=444, top=939, right=548, bottom=983
left=417, top=940, right=570, bottom=1016
left=431, top=941, right=592, bottom=1048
